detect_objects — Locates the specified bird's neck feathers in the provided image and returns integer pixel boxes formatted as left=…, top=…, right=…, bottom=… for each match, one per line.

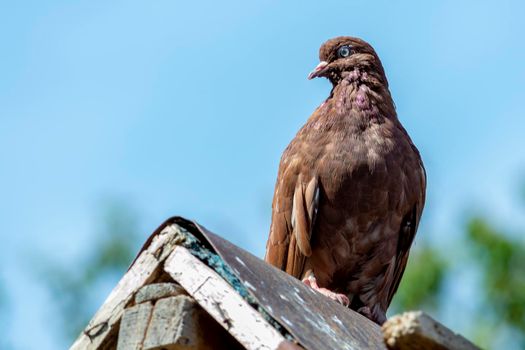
left=329, top=67, right=396, bottom=122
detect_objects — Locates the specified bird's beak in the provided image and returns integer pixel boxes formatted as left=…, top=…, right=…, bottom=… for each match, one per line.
left=308, top=61, right=329, bottom=80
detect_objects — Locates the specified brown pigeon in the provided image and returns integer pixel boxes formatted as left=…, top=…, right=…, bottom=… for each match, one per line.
left=264, top=36, right=426, bottom=325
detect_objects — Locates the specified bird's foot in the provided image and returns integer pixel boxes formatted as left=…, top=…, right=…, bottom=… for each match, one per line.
left=302, top=274, right=350, bottom=307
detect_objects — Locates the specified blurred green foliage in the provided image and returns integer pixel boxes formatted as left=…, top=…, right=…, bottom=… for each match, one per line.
left=392, top=213, right=525, bottom=349
left=467, top=217, right=525, bottom=343
left=391, top=245, right=447, bottom=313
left=41, top=199, right=141, bottom=341
left=43, top=197, right=525, bottom=349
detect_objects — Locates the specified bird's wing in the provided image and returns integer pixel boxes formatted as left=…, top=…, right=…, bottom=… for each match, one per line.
left=265, top=169, right=319, bottom=279
left=386, top=162, right=427, bottom=306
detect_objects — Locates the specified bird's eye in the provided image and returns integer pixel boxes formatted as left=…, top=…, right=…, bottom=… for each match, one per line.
left=337, top=45, right=352, bottom=58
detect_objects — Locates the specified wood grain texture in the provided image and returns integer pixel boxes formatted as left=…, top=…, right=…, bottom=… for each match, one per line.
left=134, top=282, right=186, bottom=304
left=382, top=311, right=480, bottom=350
left=70, top=224, right=181, bottom=350
left=69, top=218, right=479, bottom=350
left=164, top=246, right=286, bottom=350
left=195, top=223, right=387, bottom=350
left=143, top=296, right=210, bottom=350
left=117, top=302, right=153, bottom=350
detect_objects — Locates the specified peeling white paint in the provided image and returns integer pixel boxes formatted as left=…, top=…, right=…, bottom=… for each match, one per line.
left=281, top=316, right=293, bottom=327
left=244, top=281, right=257, bottom=291
left=293, top=291, right=305, bottom=303
left=332, top=315, right=344, bottom=327
left=165, top=248, right=284, bottom=350
left=235, top=256, right=246, bottom=267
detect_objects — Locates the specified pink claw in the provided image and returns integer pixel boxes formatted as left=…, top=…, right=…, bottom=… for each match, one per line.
left=302, top=274, right=350, bottom=307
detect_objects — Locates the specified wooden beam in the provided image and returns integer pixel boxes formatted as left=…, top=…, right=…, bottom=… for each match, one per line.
left=70, top=225, right=182, bottom=350
left=142, top=295, right=210, bottom=350
left=382, top=311, right=480, bottom=350
left=116, top=283, right=244, bottom=350
left=116, top=302, right=153, bottom=350
left=164, top=246, right=287, bottom=350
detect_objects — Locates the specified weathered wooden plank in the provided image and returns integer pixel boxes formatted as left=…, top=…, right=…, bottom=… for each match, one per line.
left=117, top=302, right=153, bottom=350
left=142, top=295, right=208, bottom=350
left=193, top=222, right=386, bottom=350
left=164, top=246, right=286, bottom=350
left=70, top=225, right=182, bottom=350
left=382, top=311, right=480, bottom=350
left=135, top=282, right=186, bottom=304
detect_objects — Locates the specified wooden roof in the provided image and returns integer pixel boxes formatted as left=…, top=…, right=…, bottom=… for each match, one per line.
left=70, top=216, right=479, bottom=350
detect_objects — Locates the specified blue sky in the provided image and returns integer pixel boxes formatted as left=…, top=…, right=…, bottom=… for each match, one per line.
left=1, top=0, right=524, bottom=348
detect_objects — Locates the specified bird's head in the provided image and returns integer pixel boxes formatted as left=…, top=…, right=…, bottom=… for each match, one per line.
left=308, top=36, right=387, bottom=87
